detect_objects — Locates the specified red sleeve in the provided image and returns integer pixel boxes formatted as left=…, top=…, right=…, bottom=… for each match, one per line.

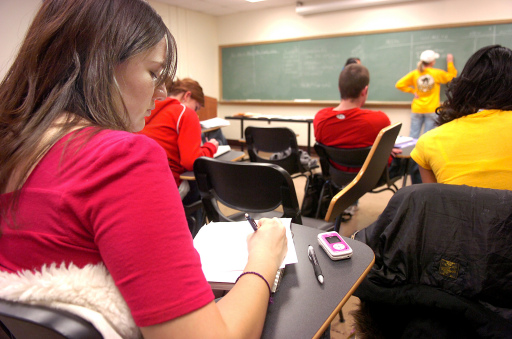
left=68, top=132, right=214, bottom=326
left=177, top=108, right=217, bottom=171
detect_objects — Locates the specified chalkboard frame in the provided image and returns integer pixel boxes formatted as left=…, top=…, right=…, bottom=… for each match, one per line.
left=219, top=19, right=512, bottom=107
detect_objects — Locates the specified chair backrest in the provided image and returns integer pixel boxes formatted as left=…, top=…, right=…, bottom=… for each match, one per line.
left=314, top=143, right=373, bottom=188
left=0, top=299, right=103, bottom=339
left=244, top=126, right=304, bottom=176
left=194, top=157, right=303, bottom=224
left=324, top=122, right=402, bottom=225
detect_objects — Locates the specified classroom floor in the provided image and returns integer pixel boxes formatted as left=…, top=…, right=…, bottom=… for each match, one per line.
left=217, top=148, right=408, bottom=338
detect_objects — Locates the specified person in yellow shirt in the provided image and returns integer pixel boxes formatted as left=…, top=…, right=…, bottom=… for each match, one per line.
left=396, top=50, right=457, bottom=138
left=411, top=45, right=512, bottom=190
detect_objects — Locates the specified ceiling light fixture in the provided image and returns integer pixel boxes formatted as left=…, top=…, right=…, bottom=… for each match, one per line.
left=296, top=0, right=420, bottom=16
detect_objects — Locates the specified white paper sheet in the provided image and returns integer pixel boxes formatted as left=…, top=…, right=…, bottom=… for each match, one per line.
left=213, top=145, right=231, bottom=158
left=193, top=218, right=297, bottom=284
left=200, top=117, right=230, bottom=129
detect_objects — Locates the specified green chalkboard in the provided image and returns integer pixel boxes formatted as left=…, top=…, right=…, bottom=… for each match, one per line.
left=221, top=22, right=512, bottom=102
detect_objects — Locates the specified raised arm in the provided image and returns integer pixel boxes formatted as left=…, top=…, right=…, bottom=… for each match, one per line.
left=440, top=53, right=457, bottom=83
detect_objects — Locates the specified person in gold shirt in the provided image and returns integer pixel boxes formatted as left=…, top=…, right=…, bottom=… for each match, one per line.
left=396, top=50, right=457, bottom=138
left=411, top=45, right=512, bottom=190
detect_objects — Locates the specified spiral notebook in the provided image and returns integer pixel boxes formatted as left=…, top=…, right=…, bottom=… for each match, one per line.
left=193, top=219, right=297, bottom=292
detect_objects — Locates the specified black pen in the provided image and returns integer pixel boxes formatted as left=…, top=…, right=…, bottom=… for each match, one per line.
left=308, top=245, right=324, bottom=284
left=245, top=213, right=258, bottom=231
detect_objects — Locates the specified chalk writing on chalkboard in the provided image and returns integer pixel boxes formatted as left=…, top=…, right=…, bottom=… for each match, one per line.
left=221, top=22, right=512, bottom=103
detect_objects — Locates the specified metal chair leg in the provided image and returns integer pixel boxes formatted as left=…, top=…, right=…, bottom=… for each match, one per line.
left=339, top=308, right=345, bottom=322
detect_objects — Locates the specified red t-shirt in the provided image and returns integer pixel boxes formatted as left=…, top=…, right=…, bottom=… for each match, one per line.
left=314, top=107, right=391, bottom=172
left=140, top=97, right=216, bottom=186
left=0, top=129, right=213, bottom=326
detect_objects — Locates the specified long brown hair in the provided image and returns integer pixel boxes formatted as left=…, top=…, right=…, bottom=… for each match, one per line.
left=0, top=0, right=177, bottom=196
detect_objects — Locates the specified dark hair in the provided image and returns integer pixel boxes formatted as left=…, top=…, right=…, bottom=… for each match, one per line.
left=338, top=64, right=369, bottom=100
left=0, top=0, right=177, bottom=196
left=345, top=57, right=360, bottom=66
left=167, top=78, right=205, bottom=106
left=436, top=45, right=512, bottom=125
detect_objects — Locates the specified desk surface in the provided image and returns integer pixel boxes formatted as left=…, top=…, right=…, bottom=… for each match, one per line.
left=201, top=126, right=222, bottom=134
left=180, top=150, right=246, bottom=180
left=226, top=115, right=313, bottom=122
left=395, top=145, right=414, bottom=158
left=262, top=224, right=374, bottom=339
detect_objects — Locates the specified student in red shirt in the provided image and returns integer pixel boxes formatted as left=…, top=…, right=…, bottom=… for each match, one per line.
left=314, top=64, right=396, bottom=173
left=141, top=78, right=219, bottom=198
left=141, top=78, right=219, bottom=233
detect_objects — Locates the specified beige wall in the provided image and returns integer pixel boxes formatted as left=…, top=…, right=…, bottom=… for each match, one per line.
left=148, top=1, right=219, bottom=99
left=0, top=0, right=40, bottom=80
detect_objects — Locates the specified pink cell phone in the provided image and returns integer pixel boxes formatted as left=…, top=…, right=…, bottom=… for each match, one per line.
left=317, top=231, right=353, bottom=260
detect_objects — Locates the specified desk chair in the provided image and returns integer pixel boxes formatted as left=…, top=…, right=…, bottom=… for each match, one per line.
left=245, top=126, right=317, bottom=179
left=183, top=200, right=205, bottom=237
left=323, top=123, right=402, bottom=231
left=193, top=157, right=333, bottom=230
left=0, top=299, right=103, bottom=339
left=315, top=144, right=401, bottom=194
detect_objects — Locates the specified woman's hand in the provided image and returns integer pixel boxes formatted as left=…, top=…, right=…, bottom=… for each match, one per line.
left=446, top=53, right=454, bottom=63
left=247, top=218, right=287, bottom=272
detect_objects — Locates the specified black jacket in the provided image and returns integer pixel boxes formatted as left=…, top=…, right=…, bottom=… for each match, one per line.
left=354, top=184, right=512, bottom=338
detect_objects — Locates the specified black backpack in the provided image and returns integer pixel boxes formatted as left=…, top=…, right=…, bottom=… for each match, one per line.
left=301, top=174, right=335, bottom=219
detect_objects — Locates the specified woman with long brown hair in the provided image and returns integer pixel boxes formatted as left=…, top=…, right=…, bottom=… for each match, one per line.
left=0, top=1, right=287, bottom=338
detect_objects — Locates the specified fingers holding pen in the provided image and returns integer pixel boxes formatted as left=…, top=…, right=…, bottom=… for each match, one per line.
left=247, top=217, right=288, bottom=267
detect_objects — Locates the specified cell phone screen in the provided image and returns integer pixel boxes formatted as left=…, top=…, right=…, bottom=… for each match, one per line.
left=326, top=235, right=341, bottom=244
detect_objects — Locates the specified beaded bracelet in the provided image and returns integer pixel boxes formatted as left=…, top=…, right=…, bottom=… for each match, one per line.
left=235, top=271, right=273, bottom=304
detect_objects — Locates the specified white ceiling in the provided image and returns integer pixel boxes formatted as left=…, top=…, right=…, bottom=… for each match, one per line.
left=155, top=0, right=306, bottom=16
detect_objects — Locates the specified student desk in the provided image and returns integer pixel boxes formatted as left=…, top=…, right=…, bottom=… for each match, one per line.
left=201, top=126, right=222, bottom=134
left=262, top=224, right=374, bottom=339
left=225, top=115, right=314, bottom=154
left=179, top=150, right=246, bottom=180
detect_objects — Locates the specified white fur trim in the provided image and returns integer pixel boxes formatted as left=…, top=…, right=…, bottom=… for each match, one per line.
left=0, top=262, right=141, bottom=339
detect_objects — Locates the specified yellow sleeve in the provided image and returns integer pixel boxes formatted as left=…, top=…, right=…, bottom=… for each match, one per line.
left=437, top=61, right=457, bottom=84
left=395, top=71, right=416, bottom=94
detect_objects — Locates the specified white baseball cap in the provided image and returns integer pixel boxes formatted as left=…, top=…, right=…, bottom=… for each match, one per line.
left=420, top=50, right=440, bottom=63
